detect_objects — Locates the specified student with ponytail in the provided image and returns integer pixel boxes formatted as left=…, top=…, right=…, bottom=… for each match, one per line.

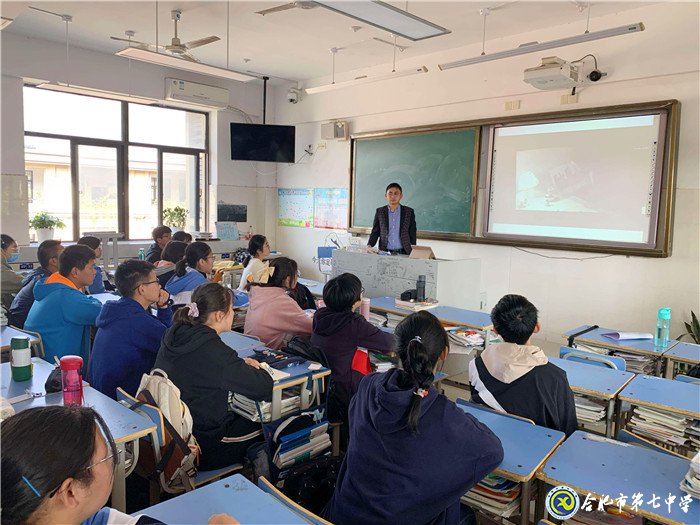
left=325, top=311, right=504, bottom=525
left=165, top=241, right=223, bottom=302
left=237, top=234, right=270, bottom=291
left=154, top=283, right=273, bottom=469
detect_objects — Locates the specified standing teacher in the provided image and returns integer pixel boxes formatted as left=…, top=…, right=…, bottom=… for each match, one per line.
left=367, top=182, right=417, bottom=255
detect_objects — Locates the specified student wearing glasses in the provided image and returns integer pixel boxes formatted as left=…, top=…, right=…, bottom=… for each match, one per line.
left=88, top=260, right=173, bottom=399
left=165, top=241, right=223, bottom=303
left=1, top=406, right=239, bottom=525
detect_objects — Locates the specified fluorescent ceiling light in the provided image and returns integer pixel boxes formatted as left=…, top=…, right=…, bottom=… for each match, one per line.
left=439, top=22, right=644, bottom=70
left=305, top=66, right=428, bottom=94
left=37, top=81, right=158, bottom=105
left=315, top=1, right=450, bottom=41
left=116, top=47, right=257, bottom=83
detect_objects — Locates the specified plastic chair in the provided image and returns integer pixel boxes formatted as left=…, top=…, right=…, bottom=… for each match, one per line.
left=455, top=399, right=536, bottom=425
left=674, top=374, right=700, bottom=384
left=314, top=246, right=334, bottom=283
left=559, top=346, right=626, bottom=371
left=618, top=429, right=687, bottom=459
left=8, top=325, right=45, bottom=358
left=257, top=476, right=333, bottom=525
left=116, top=388, right=242, bottom=503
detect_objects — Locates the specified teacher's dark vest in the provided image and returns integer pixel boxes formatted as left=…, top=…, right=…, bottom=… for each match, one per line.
left=376, top=206, right=414, bottom=254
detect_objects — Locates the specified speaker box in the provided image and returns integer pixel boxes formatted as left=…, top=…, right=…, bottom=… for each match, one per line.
left=321, top=121, right=348, bottom=141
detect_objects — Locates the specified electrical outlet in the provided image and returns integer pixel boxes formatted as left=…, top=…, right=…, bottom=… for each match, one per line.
left=317, top=142, right=327, bottom=150
left=479, top=292, right=487, bottom=311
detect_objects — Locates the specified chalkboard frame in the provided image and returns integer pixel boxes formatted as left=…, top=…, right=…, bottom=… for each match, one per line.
left=349, top=122, right=480, bottom=241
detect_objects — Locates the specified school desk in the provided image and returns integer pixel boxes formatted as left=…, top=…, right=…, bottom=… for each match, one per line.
left=563, top=325, right=678, bottom=375
left=663, top=341, right=700, bottom=378
left=456, top=399, right=565, bottom=525
left=617, top=373, right=700, bottom=420
left=1, top=324, right=42, bottom=357
left=1, top=360, right=155, bottom=512
left=538, top=430, right=699, bottom=525
left=90, top=292, right=120, bottom=304
left=140, top=473, right=307, bottom=524
left=548, top=356, right=635, bottom=438
left=220, top=330, right=266, bottom=352
left=236, top=346, right=331, bottom=421
left=298, top=277, right=325, bottom=298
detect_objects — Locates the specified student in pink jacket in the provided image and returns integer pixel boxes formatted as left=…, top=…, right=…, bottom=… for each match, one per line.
left=244, top=257, right=313, bottom=349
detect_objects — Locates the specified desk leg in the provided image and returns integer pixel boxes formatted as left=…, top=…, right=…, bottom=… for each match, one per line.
left=112, top=442, right=127, bottom=512
left=535, top=479, right=546, bottom=523
left=663, top=358, right=673, bottom=379
left=271, top=389, right=282, bottom=421
left=605, top=398, right=615, bottom=438
left=520, top=480, right=532, bottom=525
left=613, top=399, right=624, bottom=439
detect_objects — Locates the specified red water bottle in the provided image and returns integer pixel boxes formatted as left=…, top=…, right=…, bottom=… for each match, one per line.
left=60, top=356, right=84, bottom=406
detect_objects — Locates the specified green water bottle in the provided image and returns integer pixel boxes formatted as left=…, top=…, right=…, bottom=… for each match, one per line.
left=10, top=336, right=32, bottom=382
left=138, top=248, right=145, bottom=261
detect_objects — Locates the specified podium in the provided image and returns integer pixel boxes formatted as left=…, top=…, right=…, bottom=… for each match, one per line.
left=332, top=250, right=480, bottom=310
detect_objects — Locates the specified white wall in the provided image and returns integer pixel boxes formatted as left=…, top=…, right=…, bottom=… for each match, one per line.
left=272, top=2, right=700, bottom=344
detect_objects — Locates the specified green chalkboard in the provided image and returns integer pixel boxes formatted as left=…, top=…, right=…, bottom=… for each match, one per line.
left=350, top=126, right=479, bottom=238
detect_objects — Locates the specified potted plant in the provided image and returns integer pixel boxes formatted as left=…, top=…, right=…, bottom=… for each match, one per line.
left=680, top=311, right=700, bottom=344
left=30, top=212, right=65, bottom=243
left=163, top=206, right=188, bottom=232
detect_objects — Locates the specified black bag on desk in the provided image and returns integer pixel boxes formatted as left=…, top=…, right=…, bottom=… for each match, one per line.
left=284, top=337, right=329, bottom=368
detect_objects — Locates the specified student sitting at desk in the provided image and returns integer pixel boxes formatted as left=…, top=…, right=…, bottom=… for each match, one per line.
left=469, top=294, right=578, bottom=436
left=1, top=233, right=23, bottom=311
left=9, top=239, right=63, bottom=328
left=244, top=257, right=312, bottom=350
left=311, top=273, right=393, bottom=426
left=77, top=236, right=106, bottom=294
left=165, top=241, right=223, bottom=303
left=146, top=225, right=172, bottom=263
left=89, top=260, right=173, bottom=400
left=172, top=230, right=193, bottom=243
left=25, top=245, right=102, bottom=370
left=325, top=311, right=503, bottom=525
left=1, top=406, right=239, bottom=525
left=155, top=283, right=273, bottom=470
left=155, top=240, right=187, bottom=287
left=237, top=234, right=269, bottom=292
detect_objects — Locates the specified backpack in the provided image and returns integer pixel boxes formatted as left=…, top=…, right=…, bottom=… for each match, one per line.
left=134, top=369, right=201, bottom=493
left=280, top=455, right=343, bottom=514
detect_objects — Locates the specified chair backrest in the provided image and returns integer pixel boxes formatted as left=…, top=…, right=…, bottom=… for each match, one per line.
left=674, top=374, right=700, bottom=384
left=559, top=346, right=626, bottom=371
left=317, top=246, right=334, bottom=259
left=456, top=399, right=535, bottom=425
left=618, top=429, right=687, bottom=459
left=257, top=476, right=333, bottom=525
left=116, top=387, right=165, bottom=445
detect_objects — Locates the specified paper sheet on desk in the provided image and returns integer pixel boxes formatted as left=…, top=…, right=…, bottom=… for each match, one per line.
left=602, top=331, right=653, bottom=340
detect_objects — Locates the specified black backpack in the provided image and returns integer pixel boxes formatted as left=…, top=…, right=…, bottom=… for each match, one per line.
left=280, top=455, right=343, bottom=514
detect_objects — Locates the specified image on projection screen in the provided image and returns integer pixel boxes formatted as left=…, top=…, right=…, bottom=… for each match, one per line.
left=486, top=114, right=664, bottom=245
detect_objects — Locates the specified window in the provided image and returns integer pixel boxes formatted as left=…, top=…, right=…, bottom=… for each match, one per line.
left=23, top=87, right=208, bottom=239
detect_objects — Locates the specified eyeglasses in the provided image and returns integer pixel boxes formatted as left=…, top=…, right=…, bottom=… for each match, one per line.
left=206, top=255, right=216, bottom=261
left=133, top=279, right=160, bottom=291
left=47, top=450, right=117, bottom=498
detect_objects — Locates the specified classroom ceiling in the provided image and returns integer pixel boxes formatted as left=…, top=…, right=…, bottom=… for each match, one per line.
left=3, top=1, right=648, bottom=83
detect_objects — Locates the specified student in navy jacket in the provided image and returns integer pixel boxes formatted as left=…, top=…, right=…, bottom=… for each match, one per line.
left=469, top=294, right=578, bottom=436
left=325, top=311, right=503, bottom=525
left=311, top=273, right=393, bottom=423
left=89, top=260, right=173, bottom=399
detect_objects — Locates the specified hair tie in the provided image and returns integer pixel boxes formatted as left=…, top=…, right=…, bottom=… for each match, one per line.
left=22, top=476, right=42, bottom=497
left=411, top=335, right=422, bottom=343
left=414, top=388, right=429, bottom=398
left=187, top=302, right=199, bottom=318
left=253, top=262, right=275, bottom=284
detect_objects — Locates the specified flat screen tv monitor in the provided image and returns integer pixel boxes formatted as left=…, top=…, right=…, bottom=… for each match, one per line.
left=230, top=123, right=295, bottom=163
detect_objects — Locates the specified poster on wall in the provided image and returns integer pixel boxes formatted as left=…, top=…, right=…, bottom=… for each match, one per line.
left=278, top=188, right=314, bottom=228
left=314, top=188, right=349, bottom=230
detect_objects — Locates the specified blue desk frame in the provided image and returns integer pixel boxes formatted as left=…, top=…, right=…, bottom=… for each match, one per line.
left=663, top=341, right=700, bottom=378
left=549, top=356, right=634, bottom=438
left=456, top=399, right=565, bottom=525
left=538, top=431, right=699, bottom=525
left=370, top=297, right=493, bottom=331
left=140, top=474, right=307, bottom=524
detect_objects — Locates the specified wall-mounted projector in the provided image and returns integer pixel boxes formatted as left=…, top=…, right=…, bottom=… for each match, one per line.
left=523, top=56, right=581, bottom=90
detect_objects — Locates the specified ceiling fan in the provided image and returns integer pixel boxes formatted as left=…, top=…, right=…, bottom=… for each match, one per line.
left=255, top=1, right=318, bottom=16
left=111, top=9, right=220, bottom=62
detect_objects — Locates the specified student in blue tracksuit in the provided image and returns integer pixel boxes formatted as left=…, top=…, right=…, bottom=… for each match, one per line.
left=77, top=236, right=106, bottom=294
left=25, top=245, right=102, bottom=371
left=89, top=260, right=173, bottom=399
left=165, top=241, right=219, bottom=301
left=325, top=311, right=504, bottom=525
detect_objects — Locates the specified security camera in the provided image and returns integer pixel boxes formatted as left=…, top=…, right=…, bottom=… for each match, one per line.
left=587, top=69, right=606, bottom=82
left=287, top=88, right=302, bottom=104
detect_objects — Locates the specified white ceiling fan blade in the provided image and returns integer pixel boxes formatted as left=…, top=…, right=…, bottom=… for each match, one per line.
left=185, top=35, right=220, bottom=49
left=179, top=53, right=200, bottom=62
left=255, top=3, right=298, bottom=16
left=110, top=36, right=152, bottom=46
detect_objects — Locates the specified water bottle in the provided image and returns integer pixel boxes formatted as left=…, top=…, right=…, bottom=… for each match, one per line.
left=10, top=336, right=32, bottom=382
left=654, top=307, right=671, bottom=348
left=60, top=355, right=84, bottom=406
left=361, top=297, right=371, bottom=321
left=416, top=275, right=426, bottom=302
left=138, top=248, right=145, bottom=261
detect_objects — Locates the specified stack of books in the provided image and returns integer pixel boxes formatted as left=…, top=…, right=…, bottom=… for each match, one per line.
left=447, top=328, right=485, bottom=348
left=370, top=352, right=397, bottom=373
left=386, top=313, right=405, bottom=330
left=680, top=451, right=700, bottom=499
left=394, top=298, right=439, bottom=311
left=574, top=395, right=607, bottom=424
left=272, top=420, right=331, bottom=469
left=626, top=405, right=694, bottom=451
left=229, top=390, right=300, bottom=423
left=368, top=312, right=388, bottom=327
left=461, top=474, right=521, bottom=518
left=612, top=351, right=656, bottom=374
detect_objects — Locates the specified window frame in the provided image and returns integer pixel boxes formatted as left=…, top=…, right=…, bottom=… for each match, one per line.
left=23, top=86, right=209, bottom=240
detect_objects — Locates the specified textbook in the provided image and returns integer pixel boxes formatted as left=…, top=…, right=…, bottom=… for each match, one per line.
left=394, top=298, right=439, bottom=311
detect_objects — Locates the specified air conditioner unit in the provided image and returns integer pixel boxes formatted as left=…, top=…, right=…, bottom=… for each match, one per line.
left=321, top=121, right=349, bottom=140
left=165, top=78, right=229, bottom=108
